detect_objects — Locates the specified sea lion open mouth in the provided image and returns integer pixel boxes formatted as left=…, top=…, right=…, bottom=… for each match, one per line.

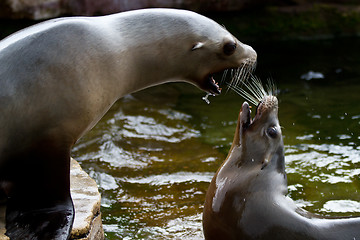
left=204, top=63, right=257, bottom=95
left=206, top=74, right=221, bottom=95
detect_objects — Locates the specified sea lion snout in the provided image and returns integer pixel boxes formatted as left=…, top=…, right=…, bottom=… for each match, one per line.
left=256, top=95, right=278, bottom=115
left=236, top=41, right=257, bottom=64
left=240, top=96, right=278, bottom=133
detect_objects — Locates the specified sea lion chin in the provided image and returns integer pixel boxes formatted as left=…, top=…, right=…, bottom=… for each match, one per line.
left=0, top=8, right=256, bottom=239
left=203, top=95, right=360, bottom=240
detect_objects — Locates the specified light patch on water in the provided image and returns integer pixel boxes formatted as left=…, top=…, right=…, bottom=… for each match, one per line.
left=158, top=109, right=192, bottom=121
left=101, top=196, right=117, bottom=208
left=122, top=172, right=214, bottom=186
left=97, top=140, right=149, bottom=168
left=288, top=183, right=303, bottom=192
left=321, top=200, right=360, bottom=213
left=136, top=214, right=204, bottom=240
left=119, top=128, right=199, bottom=143
left=294, top=199, right=314, bottom=208
left=88, top=171, right=119, bottom=190
left=285, top=143, right=360, bottom=187
left=296, top=134, right=314, bottom=140
left=337, top=134, right=352, bottom=140
left=103, top=224, right=122, bottom=233
left=312, top=115, right=321, bottom=119
left=285, top=144, right=360, bottom=167
left=201, top=157, right=217, bottom=163
left=285, top=151, right=329, bottom=166
left=112, top=113, right=200, bottom=143
left=300, top=71, right=324, bottom=80
left=311, top=144, right=360, bottom=164
left=317, top=173, right=353, bottom=184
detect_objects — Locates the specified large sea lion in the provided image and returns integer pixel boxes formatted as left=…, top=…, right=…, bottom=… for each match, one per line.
left=0, top=8, right=257, bottom=240
left=203, top=92, right=360, bottom=239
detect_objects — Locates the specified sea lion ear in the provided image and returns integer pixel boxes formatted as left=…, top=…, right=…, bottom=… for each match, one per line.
left=191, top=42, right=204, bottom=51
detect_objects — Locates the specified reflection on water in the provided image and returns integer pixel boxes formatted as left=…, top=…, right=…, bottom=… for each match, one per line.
left=71, top=38, right=360, bottom=239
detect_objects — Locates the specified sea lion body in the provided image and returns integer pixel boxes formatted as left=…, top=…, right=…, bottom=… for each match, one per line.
left=203, top=96, right=360, bottom=240
left=0, top=8, right=256, bottom=239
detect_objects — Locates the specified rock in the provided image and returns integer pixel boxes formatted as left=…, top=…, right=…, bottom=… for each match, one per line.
left=69, top=158, right=104, bottom=240
left=0, top=0, right=253, bottom=20
left=0, top=206, right=8, bottom=240
left=0, top=0, right=63, bottom=20
left=0, top=159, right=104, bottom=240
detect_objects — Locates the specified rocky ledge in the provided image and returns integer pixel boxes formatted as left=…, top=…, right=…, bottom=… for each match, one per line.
left=0, top=159, right=104, bottom=240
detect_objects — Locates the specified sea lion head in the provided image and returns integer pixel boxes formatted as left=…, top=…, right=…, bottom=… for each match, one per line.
left=123, top=9, right=257, bottom=95
left=186, top=28, right=257, bottom=95
left=235, top=95, right=285, bottom=174
left=183, top=18, right=257, bottom=95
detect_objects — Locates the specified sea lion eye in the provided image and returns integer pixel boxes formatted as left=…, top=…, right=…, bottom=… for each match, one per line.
left=267, top=126, right=278, bottom=139
left=223, top=42, right=236, bottom=56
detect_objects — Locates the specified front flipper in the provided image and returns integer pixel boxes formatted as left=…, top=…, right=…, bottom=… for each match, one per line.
left=6, top=197, right=74, bottom=240
left=2, top=137, right=75, bottom=240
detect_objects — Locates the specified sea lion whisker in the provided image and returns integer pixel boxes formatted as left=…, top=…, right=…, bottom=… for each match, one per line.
left=265, top=78, right=277, bottom=96
left=227, top=67, right=241, bottom=93
left=235, top=65, right=247, bottom=87
left=230, top=67, right=239, bottom=86
left=231, top=83, right=260, bottom=105
left=227, top=84, right=259, bottom=105
left=245, top=78, right=263, bottom=103
left=251, top=75, right=268, bottom=100
left=225, top=68, right=235, bottom=93
left=221, top=69, right=229, bottom=85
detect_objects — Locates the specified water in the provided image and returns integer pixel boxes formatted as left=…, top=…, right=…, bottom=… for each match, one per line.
left=2, top=19, right=360, bottom=239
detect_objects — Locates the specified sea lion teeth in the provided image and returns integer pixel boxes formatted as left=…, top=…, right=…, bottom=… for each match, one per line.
left=208, top=75, right=221, bottom=95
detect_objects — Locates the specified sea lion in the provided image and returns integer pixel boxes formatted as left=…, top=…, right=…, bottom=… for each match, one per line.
left=203, top=92, right=360, bottom=239
left=0, top=8, right=257, bottom=239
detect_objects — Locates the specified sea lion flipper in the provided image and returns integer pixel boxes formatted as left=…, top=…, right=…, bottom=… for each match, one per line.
left=3, top=138, right=74, bottom=239
left=6, top=197, right=74, bottom=240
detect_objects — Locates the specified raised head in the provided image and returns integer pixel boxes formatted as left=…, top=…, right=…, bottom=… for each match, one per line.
left=234, top=95, right=284, bottom=173
left=203, top=79, right=286, bottom=240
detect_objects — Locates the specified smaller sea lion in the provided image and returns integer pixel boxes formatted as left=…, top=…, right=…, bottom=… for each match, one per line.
left=203, top=80, right=360, bottom=240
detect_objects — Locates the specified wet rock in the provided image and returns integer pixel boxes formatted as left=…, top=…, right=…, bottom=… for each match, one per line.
left=0, top=0, right=63, bottom=20
left=69, top=158, right=104, bottom=240
left=0, top=206, right=8, bottom=240
left=1, top=0, right=252, bottom=20
left=0, top=159, right=104, bottom=240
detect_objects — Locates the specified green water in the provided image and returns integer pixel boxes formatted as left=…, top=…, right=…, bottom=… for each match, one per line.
left=70, top=38, right=360, bottom=239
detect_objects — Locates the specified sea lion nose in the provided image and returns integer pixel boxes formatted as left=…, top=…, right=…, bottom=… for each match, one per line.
left=243, top=44, right=257, bottom=61
left=234, top=40, right=257, bottom=66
